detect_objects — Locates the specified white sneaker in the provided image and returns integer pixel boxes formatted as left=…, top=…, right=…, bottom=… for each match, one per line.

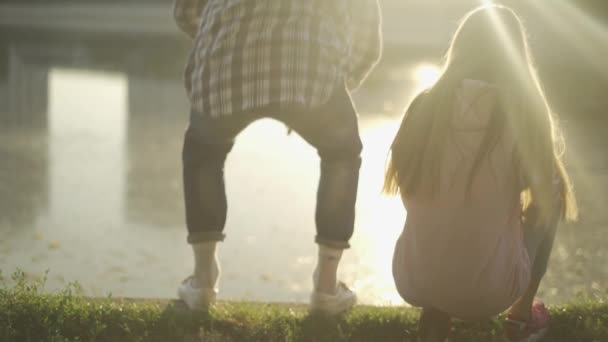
left=178, top=276, right=217, bottom=310
left=309, top=282, right=357, bottom=315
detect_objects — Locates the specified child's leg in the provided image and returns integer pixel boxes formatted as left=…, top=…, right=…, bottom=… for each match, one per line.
left=275, top=88, right=360, bottom=315
left=419, top=307, right=451, bottom=342
left=278, top=88, right=362, bottom=294
left=182, top=113, right=254, bottom=285
left=508, top=207, right=561, bottom=320
left=179, top=112, right=258, bottom=310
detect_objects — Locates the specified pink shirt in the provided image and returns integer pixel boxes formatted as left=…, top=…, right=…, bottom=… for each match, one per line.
left=392, top=80, right=531, bottom=320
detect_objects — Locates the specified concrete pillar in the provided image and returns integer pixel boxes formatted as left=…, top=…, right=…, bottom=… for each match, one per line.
left=1, top=44, right=49, bottom=128
left=0, top=44, right=49, bottom=226
left=0, top=45, right=8, bottom=118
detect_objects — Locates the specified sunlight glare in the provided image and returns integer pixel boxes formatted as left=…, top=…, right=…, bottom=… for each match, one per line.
left=414, top=64, right=441, bottom=91
left=350, top=119, right=409, bottom=305
left=526, top=0, right=608, bottom=76
left=482, top=0, right=602, bottom=194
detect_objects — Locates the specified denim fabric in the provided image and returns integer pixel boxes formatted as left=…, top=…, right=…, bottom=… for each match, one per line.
left=182, top=87, right=362, bottom=249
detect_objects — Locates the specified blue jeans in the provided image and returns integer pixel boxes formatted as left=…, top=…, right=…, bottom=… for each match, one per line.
left=182, top=88, right=362, bottom=249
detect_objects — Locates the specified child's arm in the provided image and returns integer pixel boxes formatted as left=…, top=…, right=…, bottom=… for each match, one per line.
left=173, top=0, right=208, bottom=39
left=346, top=0, right=383, bottom=91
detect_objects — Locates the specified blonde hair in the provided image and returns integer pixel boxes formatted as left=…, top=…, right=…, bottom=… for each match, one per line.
left=384, top=5, right=578, bottom=224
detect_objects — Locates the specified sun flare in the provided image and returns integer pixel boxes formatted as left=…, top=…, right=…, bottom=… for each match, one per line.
left=414, top=64, right=441, bottom=91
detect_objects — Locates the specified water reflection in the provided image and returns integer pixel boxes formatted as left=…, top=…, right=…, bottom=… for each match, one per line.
left=126, top=76, right=188, bottom=227
left=349, top=121, right=407, bottom=305
left=48, top=69, right=126, bottom=227
left=1, top=66, right=413, bottom=304
left=0, top=127, right=48, bottom=227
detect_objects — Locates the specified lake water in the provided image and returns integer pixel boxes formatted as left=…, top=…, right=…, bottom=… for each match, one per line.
left=1, top=64, right=606, bottom=307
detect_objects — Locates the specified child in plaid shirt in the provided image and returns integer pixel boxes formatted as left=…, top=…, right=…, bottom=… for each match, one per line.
left=173, top=0, right=382, bottom=314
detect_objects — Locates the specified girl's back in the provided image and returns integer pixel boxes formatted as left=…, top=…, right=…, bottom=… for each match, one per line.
left=392, top=79, right=531, bottom=320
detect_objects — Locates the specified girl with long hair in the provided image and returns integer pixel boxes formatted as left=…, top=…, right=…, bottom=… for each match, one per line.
left=385, top=5, right=577, bottom=341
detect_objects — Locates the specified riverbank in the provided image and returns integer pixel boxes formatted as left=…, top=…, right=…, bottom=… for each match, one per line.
left=1, top=272, right=606, bottom=342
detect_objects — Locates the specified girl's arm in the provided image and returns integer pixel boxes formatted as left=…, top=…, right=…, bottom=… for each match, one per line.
left=346, top=0, right=383, bottom=91
left=522, top=159, right=564, bottom=228
left=173, top=0, right=208, bottom=39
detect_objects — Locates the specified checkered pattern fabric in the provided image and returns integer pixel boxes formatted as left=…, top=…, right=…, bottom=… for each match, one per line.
left=173, top=0, right=382, bottom=117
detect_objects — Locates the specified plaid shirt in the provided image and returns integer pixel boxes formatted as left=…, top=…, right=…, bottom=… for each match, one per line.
left=173, top=0, right=382, bottom=117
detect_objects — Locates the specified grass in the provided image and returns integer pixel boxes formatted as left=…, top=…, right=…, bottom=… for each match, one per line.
left=1, top=270, right=607, bottom=342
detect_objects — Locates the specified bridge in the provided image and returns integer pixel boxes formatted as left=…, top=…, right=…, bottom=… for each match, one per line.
left=0, top=1, right=186, bottom=127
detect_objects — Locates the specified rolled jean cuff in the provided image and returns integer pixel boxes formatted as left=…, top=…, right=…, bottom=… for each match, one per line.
left=187, top=232, right=226, bottom=244
left=315, top=236, right=350, bottom=249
